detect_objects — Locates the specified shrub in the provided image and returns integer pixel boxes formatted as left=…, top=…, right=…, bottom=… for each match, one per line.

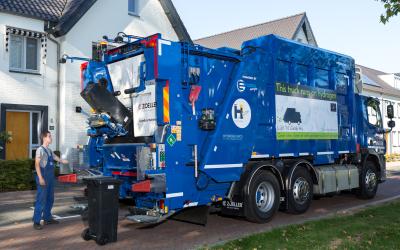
left=0, top=159, right=35, bottom=192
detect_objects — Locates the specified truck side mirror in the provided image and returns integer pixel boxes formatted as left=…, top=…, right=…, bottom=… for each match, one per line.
left=387, top=104, right=394, bottom=119
left=388, top=120, right=396, bottom=128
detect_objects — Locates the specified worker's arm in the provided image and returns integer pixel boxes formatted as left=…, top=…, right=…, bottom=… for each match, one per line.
left=35, top=156, right=45, bottom=186
left=52, top=152, right=69, bottom=164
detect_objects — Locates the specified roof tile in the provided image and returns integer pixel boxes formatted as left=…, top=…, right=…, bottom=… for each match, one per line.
left=195, top=12, right=306, bottom=49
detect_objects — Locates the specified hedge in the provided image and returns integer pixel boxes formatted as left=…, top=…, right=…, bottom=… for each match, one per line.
left=0, top=159, right=35, bottom=192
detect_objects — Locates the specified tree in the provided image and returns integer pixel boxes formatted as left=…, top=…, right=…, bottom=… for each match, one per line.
left=379, top=0, right=400, bottom=24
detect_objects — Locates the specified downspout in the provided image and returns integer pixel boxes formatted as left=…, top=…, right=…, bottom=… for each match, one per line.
left=47, top=35, right=61, bottom=151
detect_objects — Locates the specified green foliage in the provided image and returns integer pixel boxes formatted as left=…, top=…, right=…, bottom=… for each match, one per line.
left=385, top=153, right=400, bottom=162
left=0, top=159, right=35, bottom=192
left=379, top=0, right=400, bottom=24
left=0, top=130, right=13, bottom=143
left=210, top=201, right=400, bottom=250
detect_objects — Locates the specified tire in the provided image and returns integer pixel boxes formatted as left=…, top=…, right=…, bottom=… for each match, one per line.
left=81, top=228, right=91, bottom=241
left=96, top=237, right=108, bottom=246
left=244, top=170, right=280, bottom=223
left=287, top=167, right=313, bottom=214
left=357, top=161, right=379, bottom=199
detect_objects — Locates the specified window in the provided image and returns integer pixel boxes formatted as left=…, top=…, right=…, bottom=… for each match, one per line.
left=9, top=34, right=40, bottom=73
left=277, top=60, right=290, bottom=83
left=315, top=68, right=329, bottom=88
left=295, top=64, right=308, bottom=85
left=393, top=131, right=399, bottom=147
left=366, top=99, right=382, bottom=128
left=128, top=0, right=139, bottom=16
left=397, top=103, right=400, bottom=117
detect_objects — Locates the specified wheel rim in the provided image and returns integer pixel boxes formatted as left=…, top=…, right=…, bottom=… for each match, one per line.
left=365, top=169, right=377, bottom=191
left=255, top=181, right=275, bottom=212
left=293, top=177, right=310, bottom=205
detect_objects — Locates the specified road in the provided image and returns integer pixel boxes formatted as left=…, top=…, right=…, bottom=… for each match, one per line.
left=0, top=169, right=399, bottom=250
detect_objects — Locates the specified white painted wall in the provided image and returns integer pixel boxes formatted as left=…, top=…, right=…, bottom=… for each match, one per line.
left=0, top=0, right=181, bottom=160
left=295, top=28, right=309, bottom=44
left=0, top=13, right=58, bottom=152
left=57, top=0, right=180, bottom=154
left=380, top=74, right=400, bottom=89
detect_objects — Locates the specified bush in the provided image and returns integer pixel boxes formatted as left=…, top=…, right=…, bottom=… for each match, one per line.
left=0, top=159, right=35, bottom=192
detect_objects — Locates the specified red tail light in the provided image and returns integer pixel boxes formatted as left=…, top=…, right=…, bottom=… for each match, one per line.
left=159, top=199, right=165, bottom=210
left=80, top=62, right=88, bottom=91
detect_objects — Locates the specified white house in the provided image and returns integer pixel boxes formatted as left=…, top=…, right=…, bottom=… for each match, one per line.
left=0, top=0, right=191, bottom=161
left=357, top=65, right=400, bottom=154
left=195, top=13, right=318, bottom=49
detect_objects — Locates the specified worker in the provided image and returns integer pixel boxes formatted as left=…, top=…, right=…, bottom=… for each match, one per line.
left=33, top=131, right=69, bottom=230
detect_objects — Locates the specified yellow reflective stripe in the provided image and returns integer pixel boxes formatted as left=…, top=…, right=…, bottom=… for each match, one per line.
left=163, top=84, right=170, bottom=123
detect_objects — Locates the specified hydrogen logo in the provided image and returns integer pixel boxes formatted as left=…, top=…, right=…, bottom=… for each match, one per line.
left=237, top=80, right=246, bottom=92
left=232, top=99, right=251, bottom=128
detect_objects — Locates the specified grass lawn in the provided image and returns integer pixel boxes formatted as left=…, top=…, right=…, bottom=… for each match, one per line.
left=211, top=201, right=400, bottom=250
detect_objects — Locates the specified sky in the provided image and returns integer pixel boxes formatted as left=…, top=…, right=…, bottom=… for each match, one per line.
left=172, top=0, right=400, bottom=73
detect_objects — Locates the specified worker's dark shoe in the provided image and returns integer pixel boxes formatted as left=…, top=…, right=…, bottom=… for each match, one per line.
left=44, top=218, right=59, bottom=225
left=33, top=223, right=43, bottom=230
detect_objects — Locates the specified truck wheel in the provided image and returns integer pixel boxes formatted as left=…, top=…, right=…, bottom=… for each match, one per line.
left=81, top=228, right=91, bottom=241
left=287, top=167, right=313, bottom=214
left=244, top=171, right=280, bottom=223
left=357, top=161, right=378, bottom=199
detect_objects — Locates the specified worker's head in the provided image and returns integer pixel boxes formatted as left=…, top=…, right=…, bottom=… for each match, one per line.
left=40, top=131, right=52, bottom=145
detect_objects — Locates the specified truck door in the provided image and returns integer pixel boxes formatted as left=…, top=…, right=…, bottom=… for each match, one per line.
left=363, top=98, right=385, bottom=153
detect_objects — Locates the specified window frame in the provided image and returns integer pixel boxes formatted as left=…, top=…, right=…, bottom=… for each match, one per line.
left=365, top=99, right=383, bottom=128
left=128, top=0, right=140, bottom=16
left=9, top=34, right=41, bottom=74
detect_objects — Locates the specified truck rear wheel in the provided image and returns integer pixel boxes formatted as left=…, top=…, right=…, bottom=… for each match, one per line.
left=244, top=171, right=280, bottom=223
left=357, top=161, right=378, bottom=199
left=287, top=167, right=313, bottom=214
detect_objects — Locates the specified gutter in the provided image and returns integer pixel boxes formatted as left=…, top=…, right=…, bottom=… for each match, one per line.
left=47, top=35, right=61, bottom=151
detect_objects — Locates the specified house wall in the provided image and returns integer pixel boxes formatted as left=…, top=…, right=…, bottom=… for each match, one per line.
left=0, top=13, right=59, bottom=153
left=294, top=28, right=309, bottom=44
left=380, top=74, right=400, bottom=89
left=363, top=89, right=400, bottom=154
left=57, top=0, right=180, bottom=155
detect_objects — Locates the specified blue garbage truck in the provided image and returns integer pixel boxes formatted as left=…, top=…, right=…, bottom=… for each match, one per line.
left=69, top=33, right=395, bottom=223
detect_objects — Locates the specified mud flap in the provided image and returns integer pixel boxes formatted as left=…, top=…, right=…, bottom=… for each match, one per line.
left=170, top=206, right=209, bottom=225
left=221, top=196, right=245, bottom=217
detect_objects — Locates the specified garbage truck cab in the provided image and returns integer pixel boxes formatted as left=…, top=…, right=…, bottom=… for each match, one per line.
left=73, top=33, right=395, bottom=224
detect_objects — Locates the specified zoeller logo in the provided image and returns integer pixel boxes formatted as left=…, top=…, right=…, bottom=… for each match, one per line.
left=223, top=200, right=243, bottom=208
left=231, top=99, right=251, bottom=128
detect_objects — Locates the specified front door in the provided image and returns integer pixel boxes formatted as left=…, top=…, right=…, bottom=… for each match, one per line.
left=5, top=111, right=30, bottom=160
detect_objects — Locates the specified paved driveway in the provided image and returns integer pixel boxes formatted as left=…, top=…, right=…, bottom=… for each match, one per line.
left=0, top=169, right=399, bottom=250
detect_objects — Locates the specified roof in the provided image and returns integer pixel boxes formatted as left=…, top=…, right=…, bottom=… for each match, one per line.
left=357, top=64, right=400, bottom=98
left=50, top=0, right=96, bottom=37
left=158, top=0, right=192, bottom=43
left=0, top=0, right=66, bottom=22
left=195, top=12, right=317, bottom=49
left=0, top=0, right=192, bottom=41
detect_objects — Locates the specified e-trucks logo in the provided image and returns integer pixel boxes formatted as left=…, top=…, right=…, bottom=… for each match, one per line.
left=232, top=99, right=251, bottom=128
left=237, top=80, right=246, bottom=92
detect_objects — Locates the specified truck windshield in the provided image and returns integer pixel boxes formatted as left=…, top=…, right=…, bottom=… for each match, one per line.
left=366, top=99, right=382, bottom=128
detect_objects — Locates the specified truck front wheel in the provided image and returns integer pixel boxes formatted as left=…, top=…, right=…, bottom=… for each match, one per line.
left=287, top=167, right=313, bottom=214
left=244, top=171, right=280, bottom=223
left=357, top=161, right=378, bottom=199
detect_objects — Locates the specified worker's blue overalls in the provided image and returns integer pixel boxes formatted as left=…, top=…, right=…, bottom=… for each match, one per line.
left=33, top=147, right=55, bottom=224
